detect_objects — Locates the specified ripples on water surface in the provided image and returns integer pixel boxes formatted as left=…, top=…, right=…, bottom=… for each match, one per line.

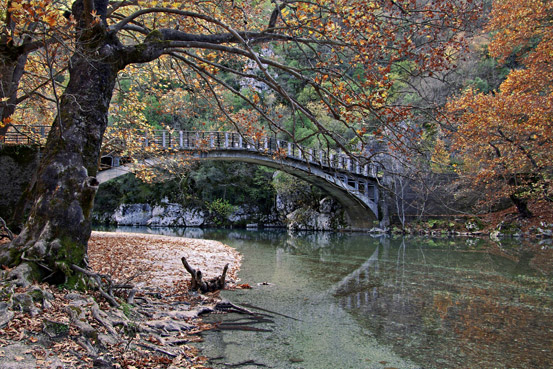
left=104, top=227, right=553, bottom=368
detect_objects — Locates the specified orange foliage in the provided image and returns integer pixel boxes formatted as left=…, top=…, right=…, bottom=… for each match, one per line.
left=446, top=0, right=553, bottom=214
left=1, top=0, right=72, bottom=138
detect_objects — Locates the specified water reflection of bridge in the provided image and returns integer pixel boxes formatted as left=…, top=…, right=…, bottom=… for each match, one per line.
left=324, top=240, right=553, bottom=368
left=330, top=245, right=381, bottom=298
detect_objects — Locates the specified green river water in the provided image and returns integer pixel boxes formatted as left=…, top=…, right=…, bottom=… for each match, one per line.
left=109, top=227, right=553, bottom=369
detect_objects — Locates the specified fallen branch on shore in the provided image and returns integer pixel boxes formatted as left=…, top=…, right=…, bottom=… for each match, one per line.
left=181, top=256, right=228, bottom=293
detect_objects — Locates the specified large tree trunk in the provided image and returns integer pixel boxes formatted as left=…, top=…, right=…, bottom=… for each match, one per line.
left=510, top=193, right=533, bottom=218
left=1, top=48, right=119, bottom=282
left=0, top=48, right=28, bottom=138
left=0, top=0, right=164, bottom=283
left=0, top=1, right=120, bottom=282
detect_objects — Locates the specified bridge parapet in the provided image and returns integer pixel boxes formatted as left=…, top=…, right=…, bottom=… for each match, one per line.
left=145, top=130, right=383, bottom=219
left=146, top=130, right=382, bottom=179
left=3, top=126, right=382, bottom=179
left=147, top=131, right=383, bottom=223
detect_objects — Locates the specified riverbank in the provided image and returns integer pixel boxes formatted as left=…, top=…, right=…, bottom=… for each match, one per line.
left=390, top=203, right=553, bottom=239
left=88, top=231, right=241, bottom=289
left=0, top=231, right=242, bottom=368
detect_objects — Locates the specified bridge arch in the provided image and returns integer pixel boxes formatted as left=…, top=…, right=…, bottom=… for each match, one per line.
left=97, top=131, right=383, bottom=230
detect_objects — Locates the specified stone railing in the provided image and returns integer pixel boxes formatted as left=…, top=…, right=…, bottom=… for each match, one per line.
left=145, top=130, right=381, bottom=178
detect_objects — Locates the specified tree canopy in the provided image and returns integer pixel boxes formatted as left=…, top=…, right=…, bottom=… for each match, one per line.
left=0, top=0, right=481, bottom=282
left=446, top=0, right=553, bottom=216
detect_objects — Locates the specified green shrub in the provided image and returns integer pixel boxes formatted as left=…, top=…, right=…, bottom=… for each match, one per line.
left=207, top=198, right=237, bottom=226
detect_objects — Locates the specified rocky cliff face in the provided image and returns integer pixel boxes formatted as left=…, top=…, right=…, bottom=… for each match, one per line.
left=96, top=195, right=345, bottom=231
left=149, top=205, right=205, bottom=227
left=101, top=203, right=284, bottom=228
left=93, top=170, right=346, bottom=231
left=285, top=197, right=347, bottom=231
left=274, top=176, right=347, bottom=231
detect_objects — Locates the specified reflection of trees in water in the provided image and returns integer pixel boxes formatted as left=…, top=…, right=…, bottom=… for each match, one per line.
left=281, top=231, right=386, bottom=263
left=108, top=227, right=552, bottom=367
left=329, top=239, right=553, bottom=369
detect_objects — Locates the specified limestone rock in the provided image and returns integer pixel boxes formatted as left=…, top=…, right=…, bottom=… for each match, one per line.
left=319, top=197, right=337, bottom=214
left=113, top=203, right=206, bottom=227
left=113, top=204, right=152, bottom=225
left=0, top=302, right=14, bottom=328
left=228, top=205, right=258, bottom=223
left=287, top=208, right=334, bottom=231
left=148, top=204, right=186, bottom=226
left=537, top=223, right=553, bottom=238
left=182, top=208, right=205, bottom=227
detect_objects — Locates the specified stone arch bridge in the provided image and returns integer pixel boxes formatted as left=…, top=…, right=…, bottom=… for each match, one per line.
left=3, top=127, right=384, bottom=230
left=99, top=131, right=383, bottom=229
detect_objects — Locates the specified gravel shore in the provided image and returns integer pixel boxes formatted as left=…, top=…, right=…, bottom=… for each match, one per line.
left=89, top=231, right=242, bottom=289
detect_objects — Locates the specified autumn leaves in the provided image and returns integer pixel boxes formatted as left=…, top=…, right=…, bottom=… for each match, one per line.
left=446, top=0, right=553, bottom=216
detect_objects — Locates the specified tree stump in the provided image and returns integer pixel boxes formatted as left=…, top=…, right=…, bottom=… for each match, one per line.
left=181, top=256, right=228, bottom=293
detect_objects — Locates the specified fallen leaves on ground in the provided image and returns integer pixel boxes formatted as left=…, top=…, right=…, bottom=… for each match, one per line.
left=0, top=231, right=242, bottom=368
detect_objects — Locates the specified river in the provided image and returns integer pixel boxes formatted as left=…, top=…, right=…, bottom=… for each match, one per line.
left=103, top=227, right=553, bottom=368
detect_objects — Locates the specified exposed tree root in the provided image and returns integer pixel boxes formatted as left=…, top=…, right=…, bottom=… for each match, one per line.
left=0, top=277, right=217, bottom=368
left=215, top=299, right=255, bottom=315
left=71, top=264, right=134, bottom=307
left=0, top=217, right=13, bottom=240
left=181, top=256, right=228, bottom=293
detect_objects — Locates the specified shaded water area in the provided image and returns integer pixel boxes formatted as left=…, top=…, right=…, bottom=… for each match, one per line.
left=105, top=227, right=553, bottom=368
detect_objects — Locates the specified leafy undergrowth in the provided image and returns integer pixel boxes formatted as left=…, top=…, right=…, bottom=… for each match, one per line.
left=0, top=231, right=242, bottom=368
left=494, top=201, right=553, bottom=231
left=397, top=200, right=553, bottom=238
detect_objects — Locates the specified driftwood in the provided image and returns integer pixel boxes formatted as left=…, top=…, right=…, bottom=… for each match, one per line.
left=181, top=256, right=228, bottom=293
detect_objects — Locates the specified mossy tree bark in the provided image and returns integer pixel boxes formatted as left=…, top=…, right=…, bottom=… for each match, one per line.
left=0, top=0, right=164, bottom=282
